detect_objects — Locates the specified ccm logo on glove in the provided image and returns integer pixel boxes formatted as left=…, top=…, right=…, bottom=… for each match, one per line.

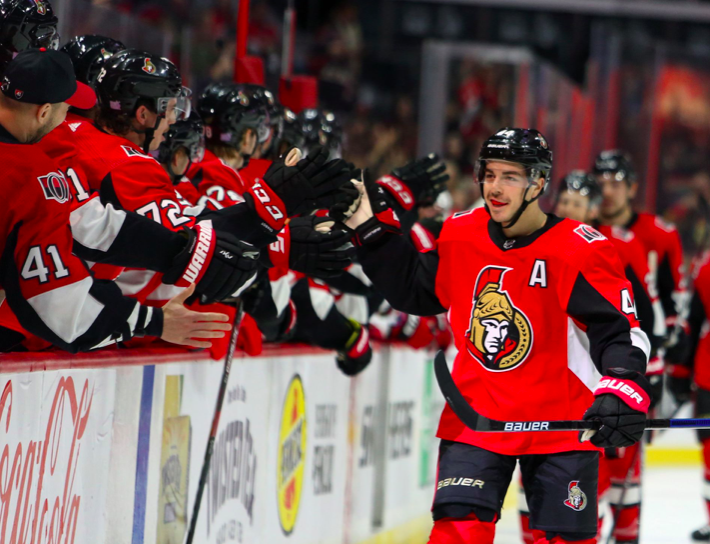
left=594, top=378, right=650, bottom=412
left=251, top=179, right=285, bottom=222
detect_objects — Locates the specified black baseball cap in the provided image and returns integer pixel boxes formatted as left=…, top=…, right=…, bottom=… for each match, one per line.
left=1, top=48, right=96, bottom=109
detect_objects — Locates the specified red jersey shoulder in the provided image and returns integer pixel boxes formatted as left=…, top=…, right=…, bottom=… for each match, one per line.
left=239, top=157, right=272, bottom=183
left=0, top=143, right=72, bottom=210
left=633, top=212, right=677, bottom=235
left=188, top=155, right=247, bottom=195
left=442, top=206, right=488, bottom=232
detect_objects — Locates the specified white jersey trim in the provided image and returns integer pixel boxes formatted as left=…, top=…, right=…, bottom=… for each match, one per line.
left=70, top=197, right=126, bottom=252
left=27, top=276, right=104, bottom=343
left=566, top=317, right=603, bottom=392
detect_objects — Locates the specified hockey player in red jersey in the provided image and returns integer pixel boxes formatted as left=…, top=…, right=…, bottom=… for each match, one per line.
left=593, top=151, right=686, bottom=543
left=0, top=48, right=233, bottom=352
left=514, top=171, right=658, bottom=544
left=345, top=128, right=651, bottom=544
left=679, top=251, right=710, bottom=541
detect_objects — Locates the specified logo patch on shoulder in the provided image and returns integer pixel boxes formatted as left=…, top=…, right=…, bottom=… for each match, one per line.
left=38, top=172, right=71, bottom=204
left=464, top=266, right=533, bottom=372
left=564, top=481, right=587, bottom=511
left=121, top=145, right=153, bottom=160
left=574, top=224, right=606, bottom=243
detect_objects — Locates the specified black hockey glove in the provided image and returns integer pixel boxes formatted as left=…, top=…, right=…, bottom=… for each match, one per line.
left=666, top=363, right=693, bottom=405
left=336, top=319, right=373, bottom=376
left=377, top=153, right=449, bottom=211
left=163, top=223, right=260, bottom=304
left=580, top=368, right=651, bottom=448
left=288, top=216, right=356, bottom=278
left=665, top=325, right=690, bottom=365
left=329, top=181, right=362, bottom=222
left=262, top=146, right=357, bottom=216
left=350, top=170, right=402, bottom=247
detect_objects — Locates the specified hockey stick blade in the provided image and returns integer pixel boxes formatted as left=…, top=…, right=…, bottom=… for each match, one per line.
left=433, top=351, right=710, bottom=432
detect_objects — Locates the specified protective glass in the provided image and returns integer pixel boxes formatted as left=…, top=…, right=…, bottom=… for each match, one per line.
left=256, top=110, right=271, bottom=143
left=31, top=23, right=60, bottom=50
left=157, top=87, right=192, bottom=123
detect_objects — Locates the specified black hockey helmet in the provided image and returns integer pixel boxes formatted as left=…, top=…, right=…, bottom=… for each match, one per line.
left=298, top=108, right=343, bottom=158
left=157, top=113, right=204, bottom=184
left=197, top=82, right=268, bottom=149
left=61, top=34, right=125, bottom=87
left=476, top=128, right=553, bottom=228
left=475, top=128, right=553, bottom=188
left=592, top=149, right=636, bottom=185
left=270, top=104, right=304, bottom=158
left=0, top=0, right=59, bottom=74
left=557, top=170, right=601, bottom=206
left=239, top=83, right=279, bottom=143
left=96, top=49, right=187, bottom=118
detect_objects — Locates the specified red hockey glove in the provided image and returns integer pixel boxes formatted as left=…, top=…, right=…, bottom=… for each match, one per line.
left=580, top=369, right=651, bottom=448
left=336, top=319, right=372, bottom=376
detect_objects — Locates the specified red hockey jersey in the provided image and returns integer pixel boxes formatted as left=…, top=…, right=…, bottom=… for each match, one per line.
left=0, top=123, right=159, bottom=352
left=359, top=208, right=650, bottom=456
left=625, top=212, right=686, bottom=333
left=688, top=251, right=710, bottom=390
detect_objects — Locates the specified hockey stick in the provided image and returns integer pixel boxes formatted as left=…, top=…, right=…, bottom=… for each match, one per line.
left=185, top=300, right=245, bottom=544
left=433, top=351, right=710, bottom=432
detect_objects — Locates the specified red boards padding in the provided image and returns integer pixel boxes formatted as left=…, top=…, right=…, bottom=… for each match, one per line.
left=279, top=75, right=318, bottom=114
left=234, top=56, right=265, bottom=85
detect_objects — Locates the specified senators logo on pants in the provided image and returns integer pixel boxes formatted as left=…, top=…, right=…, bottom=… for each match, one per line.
left=564, top=480, right=588, bottom=511
left=465, top=266, right=532, bottom=372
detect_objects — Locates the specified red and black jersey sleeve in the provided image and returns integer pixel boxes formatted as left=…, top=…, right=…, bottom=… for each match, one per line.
left=357, top=231, right=445, bottom=316
left=688, top=256, right=710, bottom=384
left=99, top=159, right=198, bottom=231
left=0, top=169, right=161, bottom=353
left=655, top=219, right=686, bottom=323
left=562, top=239, right=650, bottom=379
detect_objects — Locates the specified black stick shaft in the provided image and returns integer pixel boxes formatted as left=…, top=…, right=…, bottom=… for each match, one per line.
left=434, top=351, right=710, bottom=433
left=185, top=302, right=244, bottom=544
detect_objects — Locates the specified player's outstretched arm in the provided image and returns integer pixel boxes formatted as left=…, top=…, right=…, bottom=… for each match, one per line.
left=344, top=172, right=445, bottom=317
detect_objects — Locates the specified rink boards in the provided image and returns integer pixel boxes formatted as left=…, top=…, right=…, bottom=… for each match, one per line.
left=0, top=344, right=442, bottom=544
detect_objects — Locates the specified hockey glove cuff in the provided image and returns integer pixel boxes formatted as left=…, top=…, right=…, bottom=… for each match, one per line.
left=163, top=221, right=217, bottom=288
left=336, top=320, right=373, bottom=376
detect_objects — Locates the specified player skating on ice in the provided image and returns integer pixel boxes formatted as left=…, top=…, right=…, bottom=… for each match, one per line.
left=346, top=128, right=651, bottom=544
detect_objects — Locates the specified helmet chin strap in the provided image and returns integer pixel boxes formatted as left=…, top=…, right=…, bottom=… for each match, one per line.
left=166, top=157, right=192, bottom=186
left=132, top=114, right=164, bottom=154
left=483, top=183, right=543, bottom=230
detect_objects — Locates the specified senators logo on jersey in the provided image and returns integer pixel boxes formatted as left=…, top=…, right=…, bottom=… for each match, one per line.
left=465, top=266, right=533, bottom=372
left=38, top=172, right=71, bottom=204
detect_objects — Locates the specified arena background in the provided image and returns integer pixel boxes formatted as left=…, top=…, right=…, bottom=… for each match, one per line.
left=4, top=0, right=710, bottom=543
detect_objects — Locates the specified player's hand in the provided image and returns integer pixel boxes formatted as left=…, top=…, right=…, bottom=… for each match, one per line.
left=262, top=145, right=357, bottom=216
left=666, top=363, right=693, bottom=404
left=579, top=369, right=651, bottom=448
left=288, top=215, right=356, bottom=278
left=196, top=232, right=260, bottom=304
left=329, top=178, right=363, bottom=221
left=161, top=284, right=232, bottom=348
left=580, top=394, right=646, bottom=448
left=344, top=175, right=372, bottom=229
left=345, top=170, right=401, bottom=245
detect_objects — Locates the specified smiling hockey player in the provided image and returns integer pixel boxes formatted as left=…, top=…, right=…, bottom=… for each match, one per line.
left=345, top=128, right=651, bottom=544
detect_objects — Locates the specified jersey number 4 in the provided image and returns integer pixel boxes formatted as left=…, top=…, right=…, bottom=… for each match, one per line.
left=21, top=245, right=69, bottom=284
